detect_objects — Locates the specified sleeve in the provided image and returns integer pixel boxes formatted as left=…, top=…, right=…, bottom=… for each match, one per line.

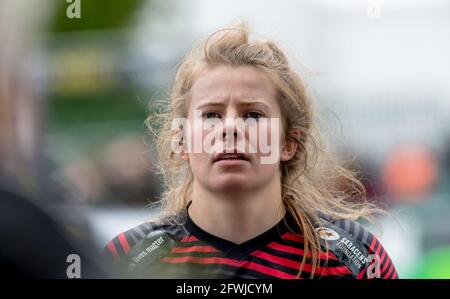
left=331, top=218, right=399, bottom=279
left=103, top=221, right=182, bottom=278
left=103, top=222, right=157, bottom=260
left=103, top=226, right=147, bottom=278
left=357, top=232, right=399, bottom=279
left=104, top=233, right=129, bottom=261
left=102, top=221, right=162, bottom=276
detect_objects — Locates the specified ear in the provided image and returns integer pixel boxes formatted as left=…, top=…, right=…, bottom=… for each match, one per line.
left=181, top=152, right=189, bottom=161
left=280, top=128, right=300, bottom=162
left=177, top=134, right=189, bottom=161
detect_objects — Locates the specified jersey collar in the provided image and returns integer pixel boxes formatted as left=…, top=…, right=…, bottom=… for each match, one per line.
left=184, top=201, right=299, bottom=259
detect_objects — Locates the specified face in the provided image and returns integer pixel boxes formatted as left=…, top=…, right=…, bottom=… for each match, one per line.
left=182, top=65, right=297, bottom=194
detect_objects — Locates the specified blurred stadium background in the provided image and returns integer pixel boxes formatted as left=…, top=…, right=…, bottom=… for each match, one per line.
left=1, top=0, right=450, bottom=278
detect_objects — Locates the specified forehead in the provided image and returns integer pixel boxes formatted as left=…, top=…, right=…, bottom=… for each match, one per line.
left=188, top=65, right=279, bottom=109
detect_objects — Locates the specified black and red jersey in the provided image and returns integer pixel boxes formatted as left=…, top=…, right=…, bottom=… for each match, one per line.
left=104, top=207, right=398, bottom=279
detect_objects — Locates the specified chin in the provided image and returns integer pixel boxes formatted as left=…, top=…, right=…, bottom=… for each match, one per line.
left=211, top=176, right=253, bottom=193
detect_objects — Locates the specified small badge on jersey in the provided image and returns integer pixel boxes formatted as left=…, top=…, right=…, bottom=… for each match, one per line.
left=316, top=227, right=340, bottom=241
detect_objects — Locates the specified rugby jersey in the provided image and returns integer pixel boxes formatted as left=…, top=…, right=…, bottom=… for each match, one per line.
left=104, top=207, right=398, bottom=279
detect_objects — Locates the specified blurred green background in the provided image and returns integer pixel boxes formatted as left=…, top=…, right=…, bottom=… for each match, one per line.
left=1, top=0, right=450, bottom=278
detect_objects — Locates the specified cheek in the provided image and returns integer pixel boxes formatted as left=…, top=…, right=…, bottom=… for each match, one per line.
left=254, top=160, right=281, bottom=185
left=187, top=153, right=210, bottom=180
left=250, top=120, right=283, bottom=159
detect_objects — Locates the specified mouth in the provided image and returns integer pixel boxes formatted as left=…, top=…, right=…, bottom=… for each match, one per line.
left=213, top=151, right=250, bottom=163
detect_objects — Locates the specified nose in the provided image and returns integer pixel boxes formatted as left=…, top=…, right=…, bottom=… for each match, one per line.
left=222, top=116, right=245, bottom=144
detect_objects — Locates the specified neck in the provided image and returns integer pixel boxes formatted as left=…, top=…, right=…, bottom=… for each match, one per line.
left=188, top=175, right=285, bottom=244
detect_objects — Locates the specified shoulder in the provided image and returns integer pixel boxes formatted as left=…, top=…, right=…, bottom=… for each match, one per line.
left=316, top=214, right=398, bottom=279
left=103, top=214, right=188, bottom=261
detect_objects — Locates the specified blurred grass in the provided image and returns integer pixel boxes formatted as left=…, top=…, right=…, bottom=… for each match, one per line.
left=414, top=246, right=450, bottom=278
left=48, top=90, right=147, bottom=125
left=49, top=0, right=145, bottom=32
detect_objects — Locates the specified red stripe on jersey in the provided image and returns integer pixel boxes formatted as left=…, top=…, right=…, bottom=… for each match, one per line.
left=384, top=262, right=394, bottom=279
left=375, top=241, right=382, bottom=257
left=107, top=240, right=119, bottom=259
left=391, top=271, right=398, bottom=279
left=171, top=245, right=219, bottom=253
left=379, top=248, right=387, bottom=265
left=161, top=256, right=298, bottom=279
left=369, top=235, right=377, bottom=252
left=267, top=242, right=338, bottom=260
left=181, top=236, right=199, bottom=243
left=381, top=255, right=392, bottom=273
left=118, top=233, right=131, bottom=254
left=357, top=267, right=366, bottom=279
left=251, top=251, right=351, bottom=276
left=358, top=242, right=390, bottom=279
left=281, top=232, right=304, bottom=243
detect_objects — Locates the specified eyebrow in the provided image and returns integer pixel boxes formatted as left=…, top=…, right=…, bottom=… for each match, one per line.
left=194, top=100, right=272, bottom=111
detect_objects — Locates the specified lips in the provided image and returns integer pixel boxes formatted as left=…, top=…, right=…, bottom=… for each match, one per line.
left=213, top=151, right=250, bottom=162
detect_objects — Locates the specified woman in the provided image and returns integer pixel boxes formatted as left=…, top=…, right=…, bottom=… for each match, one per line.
left=105, top=22, right=398, bottom=279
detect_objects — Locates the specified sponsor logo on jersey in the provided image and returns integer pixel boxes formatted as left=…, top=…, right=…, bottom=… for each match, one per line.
left=335, top=237, right=368, bottom=269
left=128, top=236, right=165, bottom=272
left=316, top=227, right=340, bottom=241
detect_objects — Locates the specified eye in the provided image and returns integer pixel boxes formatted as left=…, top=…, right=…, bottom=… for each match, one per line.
left=243, top=111, right=264, bottom=120
left=203, top=112, right=221, bottom=119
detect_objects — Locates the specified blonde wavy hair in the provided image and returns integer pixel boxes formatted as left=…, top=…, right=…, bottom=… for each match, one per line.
left=146, top=22, right=384, bottom=278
